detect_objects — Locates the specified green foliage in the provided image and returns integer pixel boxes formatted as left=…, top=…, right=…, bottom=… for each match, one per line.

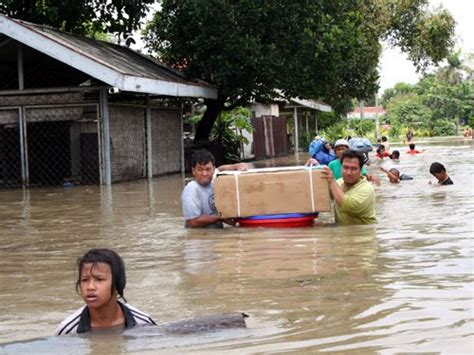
left=317, top=112, right=344, bottom=131
left=145, top=0, right=454, bottom=127
left=383, top=1, right=455, bottom=71
left=469, top=116, right=474, bottom=129
left=348, top=119, right=375, bottom=137
left=299, top=129, right=313, bottom=151
left=385, top=93, right=432, bottom=129
left=0, top=0, right=154, bottom=43
left=189, top=106, right=253, bottom=162
left=381, top=82, right=417, bottom=107
left=319, top=121, right=350, bottom=143
left=388, top=122, right=402, bottom=139
left=432, top=120, right=456, bottom=136
left=145, top=1, right=387, bottom=115
left=382, top=53, right=474, bottom=138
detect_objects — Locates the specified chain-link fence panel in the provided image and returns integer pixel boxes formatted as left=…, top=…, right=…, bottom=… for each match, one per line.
left=0, top=108, right=22, bottom=188
left=1, top=93, right=184, bottom=188
left=24, top=104, right=100, bottom=187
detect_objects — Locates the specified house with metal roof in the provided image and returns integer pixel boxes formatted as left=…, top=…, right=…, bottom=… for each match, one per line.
left=245, top=97, right=331, bottom=160
left=0, top=14, right=216, bottom=188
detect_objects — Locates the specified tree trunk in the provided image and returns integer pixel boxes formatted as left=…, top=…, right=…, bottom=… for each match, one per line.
left=194, top=97, right=226, bottom=142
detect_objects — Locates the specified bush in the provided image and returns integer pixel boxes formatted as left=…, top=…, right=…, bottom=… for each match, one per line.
left=319, top=121, right=350, bottom=143
left=188, top=106, right=253, bottom=162
left=414, top=127, right=432, bottom=137
left=432, top=120, right=457, bottom=136
left=347, top=119, right=375, bottom=137
left=469, top=116, right=474, bottom=129
left=387, top=123, right=402, bottom=140
left=300, top=128, right=313, bottom=151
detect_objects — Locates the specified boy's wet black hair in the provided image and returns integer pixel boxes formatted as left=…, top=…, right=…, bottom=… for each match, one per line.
left=409, top=143, right=416, bottom=150
left=341, top=149, right=365, bottom=169
left=76, top=248, right=127, bottom=302
left=390, top=150, right=400, bottom=159
left=191, top=149, right=215, bottom=168
left=389, top=168, right=400, bottom=177
left=381, top=136, right=388, bottom=142
left=430, top=162, right=446, bottom=174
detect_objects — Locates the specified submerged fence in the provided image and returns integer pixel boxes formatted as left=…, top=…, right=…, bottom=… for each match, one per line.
left=0, top=99, right=100, bottom=187
left=0, top=92, right=182, bottom=189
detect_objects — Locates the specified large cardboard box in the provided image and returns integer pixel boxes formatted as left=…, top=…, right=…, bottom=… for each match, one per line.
left=214, top=166, right=330, bottom=218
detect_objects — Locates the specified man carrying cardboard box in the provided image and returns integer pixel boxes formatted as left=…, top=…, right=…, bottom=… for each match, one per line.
left=321, top=150, right=377, bottom=225
left=181, top=150, right=248, bottom=228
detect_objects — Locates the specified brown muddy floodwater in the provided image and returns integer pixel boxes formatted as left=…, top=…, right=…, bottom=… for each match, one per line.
left=0, top=137, right=473, bottom=354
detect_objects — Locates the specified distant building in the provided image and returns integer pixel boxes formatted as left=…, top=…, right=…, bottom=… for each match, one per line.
left=247, top=98, right=331, bottom=159
left=347, top=106, right=386, bottom=120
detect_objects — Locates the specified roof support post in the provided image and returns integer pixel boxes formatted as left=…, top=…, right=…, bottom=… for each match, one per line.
left=99, top=89, right=112, bottom=185
left=145, top=94, right=153, bottom=179
left=17, top=43, right=24, bottom=90
left=314, top=111, right=318, bottom=134
left=180, top=100, right=185, bottom=175
left=374, top=94, right=380, bottom=141
left=305, top=110, right=309, bottom=136
left=293, top=107, right=299, bottom=153
left=18, top=107, right=29, bottom=187
left=17, top=43, right=29, bottom=186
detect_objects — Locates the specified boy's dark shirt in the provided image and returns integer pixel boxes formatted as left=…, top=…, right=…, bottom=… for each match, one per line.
left=441, top=176, right=453, bottom=185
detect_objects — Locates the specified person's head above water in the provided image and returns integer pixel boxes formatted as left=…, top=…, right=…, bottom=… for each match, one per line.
left=341, top=149, right=365, bottom=169
left=388, top=168, right=400, bottom=183
left=56, top=248, right=156, bottom=335
left=334, top=139, right=349, bottom=159
left=409, top=143, right=416, bottom=150
left=191, top=150, right=216, bottom=186
left=191, top=149, right=215, bottom=168
left=429, top=162, right=450, bottom=184
left=340, top=149, right=365, bottom=186
left=323, top=141, right=332, bottom=151
left=390, top=150, right=400, bottom=159
left=381, top=136, right=388, bottom=142
left=430, top=162, right=446, bottom=175
left=76, top=248, right=127, bottom=302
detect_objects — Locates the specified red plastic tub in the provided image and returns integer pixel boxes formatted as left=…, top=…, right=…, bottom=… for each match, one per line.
left=237, top=214, right=317, bottom=228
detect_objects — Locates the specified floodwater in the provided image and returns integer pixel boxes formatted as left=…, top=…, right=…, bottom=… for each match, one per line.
left=0, top=137, right=473, bottom=354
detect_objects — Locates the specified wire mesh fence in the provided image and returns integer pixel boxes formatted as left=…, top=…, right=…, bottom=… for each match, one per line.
left=0, top=99, right=101, bottom=188
left=0, top=92, right=183, bottom=189
left=0, top=108, right=22, bottom=187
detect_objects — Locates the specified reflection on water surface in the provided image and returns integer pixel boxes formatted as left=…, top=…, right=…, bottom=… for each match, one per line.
left=0, top=137, right=473, bottom=353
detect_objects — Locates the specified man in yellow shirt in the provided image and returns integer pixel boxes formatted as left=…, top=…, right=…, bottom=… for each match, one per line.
left=321, top=150, right=377, bottom=225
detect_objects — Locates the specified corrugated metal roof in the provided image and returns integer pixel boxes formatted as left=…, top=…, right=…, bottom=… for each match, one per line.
left=0, top=15, right=216, bottom=98
left=290, top=97, right=332, bottom=112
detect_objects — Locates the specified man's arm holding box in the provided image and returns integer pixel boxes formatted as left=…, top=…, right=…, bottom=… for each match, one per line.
left=320, top=166, right=345, bottom=206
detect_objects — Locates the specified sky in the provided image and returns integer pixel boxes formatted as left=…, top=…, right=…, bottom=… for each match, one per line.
left=378, top=0, right=474, bottom=94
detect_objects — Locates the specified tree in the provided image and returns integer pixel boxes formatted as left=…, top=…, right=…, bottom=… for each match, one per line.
left=381, top=82, right=416, bottom=107
left=0, top=0, right=154, bottom=44
left=145, top=0, right=455, bottom=142
left=385, top=93, right=432, bottom=129
left=383, top=56, right=474, bottom=137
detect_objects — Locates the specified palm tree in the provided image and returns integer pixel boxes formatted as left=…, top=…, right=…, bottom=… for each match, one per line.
left=436, top=51, right=471, bottom=85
